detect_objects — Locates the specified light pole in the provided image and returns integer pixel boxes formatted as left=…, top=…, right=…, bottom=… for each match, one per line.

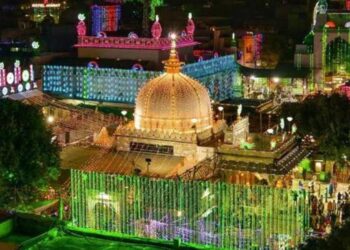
left=145, top=158, right=152, bottom=175
left=47, top=115, right=55, bottom=124
left=121, top=110, right=128, bottom=123
left=218, top=106, right=224, bottom=120
left=191, top=118, right=198, bottom=142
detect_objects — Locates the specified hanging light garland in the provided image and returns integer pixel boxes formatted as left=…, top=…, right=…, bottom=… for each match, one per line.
left=43, top=55, right=241, bottom=104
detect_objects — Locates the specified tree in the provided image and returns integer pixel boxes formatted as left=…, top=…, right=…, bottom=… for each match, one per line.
left=0, top=99, right=60, bottom=207
left=125, top=0, right=163, bottom=36
left=281, top=93, right=350, bottom=161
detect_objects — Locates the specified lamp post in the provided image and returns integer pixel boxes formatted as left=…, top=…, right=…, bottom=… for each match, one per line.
left=191, top=118, right=198, bottom=143
left=145, top=158, right=152, bottom=175
left=47, top=115, right=54, bottom=124
left=287, top=116, right=293, bottom=133
left=218, top=106, right=224, bottom=120
left=121, top=110, right=128, bottom=123
left=191, top=118, right=197, bottom=133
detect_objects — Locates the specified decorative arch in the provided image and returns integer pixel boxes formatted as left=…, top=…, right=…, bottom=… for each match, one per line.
left=325, top=37, right=350, bottom=76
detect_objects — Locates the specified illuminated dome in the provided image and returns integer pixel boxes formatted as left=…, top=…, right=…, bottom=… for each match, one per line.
left=134, top=36, right=213, bottom=133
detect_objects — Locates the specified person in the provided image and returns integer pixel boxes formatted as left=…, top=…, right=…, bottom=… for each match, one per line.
left=328, top=183, right=333, bottom=197
left=338, top=192, right=342, bottom=203
left=327, top=201, right=333, bottom=215
left=318, top=199, right=324, bottom=215
left=330, top=213, right=337, bottom=228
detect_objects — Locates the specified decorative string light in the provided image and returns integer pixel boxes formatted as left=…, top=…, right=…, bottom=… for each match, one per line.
left=0, top=61, right=37, bottom=97
left=71, top=169, right=310, bottom=249
left=43, top=55, right=241, bottom=103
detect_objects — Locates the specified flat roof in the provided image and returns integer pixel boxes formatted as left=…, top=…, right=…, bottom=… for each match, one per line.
left=47, top=57, right=158, bottom=71
left=239, top=64, right=310, bottom=78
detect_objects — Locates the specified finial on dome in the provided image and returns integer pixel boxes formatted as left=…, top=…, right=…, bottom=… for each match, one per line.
left=169, top=33, right=177, bottom=57
left=163, top=33, right=184, bottom=73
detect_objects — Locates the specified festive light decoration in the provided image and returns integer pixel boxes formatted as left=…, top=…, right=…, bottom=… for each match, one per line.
left=76, top=14, right=87, bottom=37
left=91, top=5, right=122, bottom=36
left=75, top=34, right=196, bottom=50
left=31, top=1, right=62, bottom=23
left=325, top=21, right=336, bottom=28
left=325, top=37, right=350, bottom=77
left=128, top=32, right=139, bottom=39
left=151, top=15, right=162, bottom=39
left=43, top=55, right=241, bottom=103
left=87, top=61, right=99, bottom=69
left=186, top=12, right=195, bottom=35
left=0, top=63, right=6, bottom=87
left=31, top=41, right=40, bottom=49
left=0, top=61, right=37, bottom=97
left=132, top=63, right=144, bottom=71
left=71, top=169, right=310, bottom=249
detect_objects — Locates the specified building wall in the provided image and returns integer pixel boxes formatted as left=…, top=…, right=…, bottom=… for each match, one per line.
left=77, top=47, right=194, bottom=70
left=313, top=30, right=349, bottom=84
left=43, top=55, right=241, bottom=103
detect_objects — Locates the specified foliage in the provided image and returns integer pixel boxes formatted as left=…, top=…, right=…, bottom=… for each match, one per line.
left=303, top=32, right=314, bottom=47
left=0, top=99, right=60, bottom=207
left=281, top=93, right=350, bottom=161
left=299, top=158, right=312, bottom=172
left=124, top=0, right=163, bottom=21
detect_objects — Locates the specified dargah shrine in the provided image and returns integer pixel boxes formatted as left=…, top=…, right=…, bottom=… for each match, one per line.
left=69, top=39, right=310, bottom=250
left=294, top=0, right=350, bottom=90
left=39, top=2, right=311, bottom=249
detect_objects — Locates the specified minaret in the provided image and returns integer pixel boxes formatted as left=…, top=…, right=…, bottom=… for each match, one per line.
left=318, top=0, right=328, bottom=14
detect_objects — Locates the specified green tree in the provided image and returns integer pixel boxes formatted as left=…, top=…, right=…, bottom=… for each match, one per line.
left=0, top=99, right=60, bottom=207
left=281, top=93, right=350, bottom=161
left=125, top=0, right=163, bottom=36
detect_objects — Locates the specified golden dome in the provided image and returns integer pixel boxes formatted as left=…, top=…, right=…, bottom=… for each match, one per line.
left=134, top=35, right=213, bottom=134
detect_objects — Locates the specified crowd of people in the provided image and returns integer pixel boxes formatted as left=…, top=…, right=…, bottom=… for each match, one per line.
left=309, top=184, right=350, bottom=236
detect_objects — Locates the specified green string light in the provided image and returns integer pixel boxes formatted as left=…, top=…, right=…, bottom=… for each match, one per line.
left=70, top=169, right=310, bottom=249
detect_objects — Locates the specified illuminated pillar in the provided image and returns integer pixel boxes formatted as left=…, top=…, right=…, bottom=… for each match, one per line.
left=30, top=64, right=34, bottom=82
left=0, top=63, right=5, bottom=87
left=14, top=60, right=21, bottom=84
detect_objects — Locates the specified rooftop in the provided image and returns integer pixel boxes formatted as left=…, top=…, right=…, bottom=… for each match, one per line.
left=61, top=146, right=186, bottom=178
left=239, top=64, right=310, bottom=78
left=46, top=57, right=158, bottom=71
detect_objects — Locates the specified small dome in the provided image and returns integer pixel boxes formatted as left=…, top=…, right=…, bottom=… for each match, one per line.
left=325, top=21, right=336, bottom=28
left=134, top=35, right=213, bottom=134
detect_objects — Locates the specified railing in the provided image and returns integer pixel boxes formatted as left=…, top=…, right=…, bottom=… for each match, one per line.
left=75, top=35, right=197, bottom=49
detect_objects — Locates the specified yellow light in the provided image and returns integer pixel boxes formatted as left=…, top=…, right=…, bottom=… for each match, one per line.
left=272, top=77, right=280, bottom=83
left=47, top=115, right=54, bottom=124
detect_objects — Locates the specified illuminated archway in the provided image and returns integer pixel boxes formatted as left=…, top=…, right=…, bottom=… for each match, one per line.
left=325, top=37, right=350, bottom=76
